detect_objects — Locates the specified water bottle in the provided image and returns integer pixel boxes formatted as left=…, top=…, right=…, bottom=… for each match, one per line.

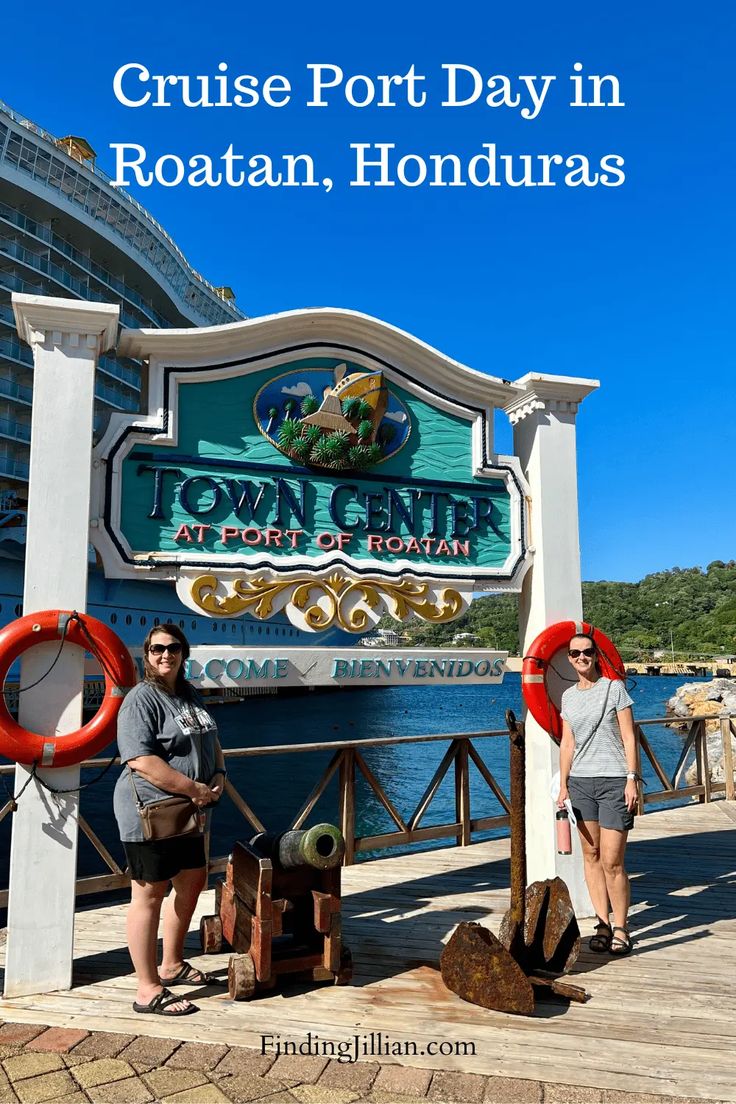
left=556, top=808, right=572, bottom=854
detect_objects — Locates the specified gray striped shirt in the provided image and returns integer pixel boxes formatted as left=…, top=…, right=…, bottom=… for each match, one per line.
left=561, top=677, right=634, bottom=777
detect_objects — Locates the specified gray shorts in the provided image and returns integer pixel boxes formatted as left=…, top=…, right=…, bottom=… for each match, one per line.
left=568, top=775, right=634, bottom=832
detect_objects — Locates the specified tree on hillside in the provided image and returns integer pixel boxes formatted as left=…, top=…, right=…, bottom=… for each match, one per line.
left=389, top=561, right=736, bottom=658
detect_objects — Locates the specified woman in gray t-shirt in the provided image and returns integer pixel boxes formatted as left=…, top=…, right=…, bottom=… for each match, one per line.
left=557, top=632, right=637, bottom=955
left=113, top=623, right=225, bottom=1017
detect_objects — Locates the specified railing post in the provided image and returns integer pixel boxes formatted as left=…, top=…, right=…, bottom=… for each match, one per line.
left=454, top=739, right=471, bottom=847
left=721, top=715, right=735, bottom=801
left=694, top=720, right=711, bottom=804
left=339, top=749, right=356, bottom=865
left=634, top=725, right=645, bottom=816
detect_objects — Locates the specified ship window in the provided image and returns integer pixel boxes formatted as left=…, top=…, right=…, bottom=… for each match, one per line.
left=232, top=624, right=236, bottom=633
left=153, top=617, right=160, bottom=626
left=191, top=621, right=197, bottom=630
left=212, top=623, right=217, bottom=633
left=14, top=603, right=22, bottom=617
left=48, top=159, right=64, bottom=190
left=125, top=615, right=132, bottom=625
left=140, top=616, right=146, bottom=625
left=73, top=177, right=89, bottom=205
left=34, top=151, right=51, bottom=184
left=265, top=627, right=270, bottom=635
left=110, top=613, right=117, bottom=624
left=19, top=143, right=37, bottom=175
left=179, top=620, right=185, bottom=628
left=61, top=167, right=76, bottom=198
left=258, top=626, right=262, bottom=635
left=6, top=135, right=21, bottom=167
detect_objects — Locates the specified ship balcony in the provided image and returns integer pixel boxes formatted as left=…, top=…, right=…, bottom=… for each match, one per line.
left=0, top=339, right=138, bottom=404
left=0, top=416, right=30, bottom=443
left=0, top=374, right=32, bottom=407
left=94, top=379, right=139, bottom=412
left=0, top=454, right=29, bottom=481
left=0, top=334, right=33, bottom=369
left=0, top=241, right=151, bottom=332
left=0, top=201, right=170, bottom=328
left=97, top=354, right=141, bottom=392
left=0, top=270, right=44, bottom=298
left=1, top=107, right=243, bottom=326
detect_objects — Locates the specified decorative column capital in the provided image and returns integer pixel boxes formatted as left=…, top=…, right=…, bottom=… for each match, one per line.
left=503, top=372, right=599, bottom=425
left=12, top=294, right=119, bottom=356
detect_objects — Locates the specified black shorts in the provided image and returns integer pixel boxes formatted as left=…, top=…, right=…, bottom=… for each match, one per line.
left=568, top=775, right=635, bottom=832
left=123, top=835, right=207, bottom=883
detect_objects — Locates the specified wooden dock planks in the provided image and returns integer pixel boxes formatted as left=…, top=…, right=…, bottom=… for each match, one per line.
left=1, top=801, right=736, bottom=1100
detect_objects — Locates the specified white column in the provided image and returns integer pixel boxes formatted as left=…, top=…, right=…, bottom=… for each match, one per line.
left=505, top=374, right=599, bottom=916
left=5, top=295, right=118, bottom=997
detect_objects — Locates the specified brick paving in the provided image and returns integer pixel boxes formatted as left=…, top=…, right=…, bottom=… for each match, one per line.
left=0, top=1021, right=727, bottom=1104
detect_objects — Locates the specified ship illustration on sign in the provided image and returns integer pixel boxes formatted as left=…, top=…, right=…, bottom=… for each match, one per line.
left=254, top=362, right=411, bottom=471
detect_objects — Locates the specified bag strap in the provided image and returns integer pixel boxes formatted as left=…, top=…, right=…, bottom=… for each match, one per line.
left=126, top=766, right=145, bottom=810
left=592, top=678, right=613, bottom=736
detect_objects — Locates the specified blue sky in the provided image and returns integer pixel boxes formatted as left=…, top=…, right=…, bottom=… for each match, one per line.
left=3, top=1, right=734, bottom=582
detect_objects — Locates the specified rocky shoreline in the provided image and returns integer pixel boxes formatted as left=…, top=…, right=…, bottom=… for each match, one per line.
left=668, top=679, right=736, bottom=783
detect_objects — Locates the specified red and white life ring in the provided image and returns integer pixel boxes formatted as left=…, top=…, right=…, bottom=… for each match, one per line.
left=521, top=620, right=625, bottom=743
left=0, top=610, right=136, bottom=768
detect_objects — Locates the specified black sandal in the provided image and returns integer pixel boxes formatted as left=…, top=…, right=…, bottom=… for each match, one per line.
left=610, top=926, right=632, bottom=955
left=133, top=987, right=198, bottom=1016
left=589, top=918, right=612, bottom=952
left=159, top=960, right=226, bottom=987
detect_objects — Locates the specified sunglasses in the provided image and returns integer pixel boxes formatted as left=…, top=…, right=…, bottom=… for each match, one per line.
left=148, top=642, right=183, bottom=656
left=568, top=647, right=596, bottom=658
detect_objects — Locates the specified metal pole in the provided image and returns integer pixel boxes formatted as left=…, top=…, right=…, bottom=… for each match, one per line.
left=505, top=710, right=526, bottom=924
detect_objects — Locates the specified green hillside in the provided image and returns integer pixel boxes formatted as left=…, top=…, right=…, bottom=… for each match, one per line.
left=402, top=561, right=736, bottom=659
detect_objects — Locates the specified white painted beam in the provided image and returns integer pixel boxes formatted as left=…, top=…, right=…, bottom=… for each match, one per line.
left=505, top=376, right=599, bottom=917
left=4, top=295, right=118, bottom=997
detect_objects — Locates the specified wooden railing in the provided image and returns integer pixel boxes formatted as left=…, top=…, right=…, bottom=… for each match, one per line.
left=0, top=712, right=733, bottom=905
left=634, top=714, right=736, bottom=811
left=218, top=730, right=513, bottom=867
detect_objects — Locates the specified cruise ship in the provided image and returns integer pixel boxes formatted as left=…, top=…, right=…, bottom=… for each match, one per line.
left=0, top=99, right=332, bottom=653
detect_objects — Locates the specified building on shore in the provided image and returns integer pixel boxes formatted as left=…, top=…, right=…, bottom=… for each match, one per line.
left=0, top=98, right=243, bottom=495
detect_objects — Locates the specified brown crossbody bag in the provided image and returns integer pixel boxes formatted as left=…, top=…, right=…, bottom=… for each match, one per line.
left=127, top=769, right=201, bottom=841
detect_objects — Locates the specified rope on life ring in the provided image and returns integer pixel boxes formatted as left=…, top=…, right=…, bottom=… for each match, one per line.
left=0, top=611, right=136, bottom=768
left=521, top=620, right=625, bottom=743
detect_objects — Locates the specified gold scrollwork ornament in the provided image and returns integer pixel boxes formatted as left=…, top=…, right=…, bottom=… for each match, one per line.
left=189, top=573, right=465, bottom=632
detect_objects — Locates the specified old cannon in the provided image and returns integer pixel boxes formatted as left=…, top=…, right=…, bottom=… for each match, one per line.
left=200, top=823, right=353, bottom=1000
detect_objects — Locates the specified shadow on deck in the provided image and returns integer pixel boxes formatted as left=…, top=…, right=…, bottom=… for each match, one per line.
left=1, top=802, right=735, bottom=1101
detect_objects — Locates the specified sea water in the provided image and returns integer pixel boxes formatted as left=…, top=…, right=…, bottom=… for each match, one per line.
left=0, top=674, right=709, bottom=886
left=206, top=673, right=703, bottom=859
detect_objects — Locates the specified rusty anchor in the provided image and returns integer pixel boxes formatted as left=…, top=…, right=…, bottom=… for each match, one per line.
left=440, top=710, right=588, bottom=1014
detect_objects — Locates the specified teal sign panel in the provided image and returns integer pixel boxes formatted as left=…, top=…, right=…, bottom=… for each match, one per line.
left=104, top=354, right=526, bottom=584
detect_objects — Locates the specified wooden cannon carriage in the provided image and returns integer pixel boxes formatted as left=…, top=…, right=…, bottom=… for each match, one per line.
left=200, top=824, right=353, bottom=1000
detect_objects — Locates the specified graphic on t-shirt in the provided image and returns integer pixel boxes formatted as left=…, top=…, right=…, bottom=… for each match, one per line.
left=174, top=705, right=216, bottom=736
